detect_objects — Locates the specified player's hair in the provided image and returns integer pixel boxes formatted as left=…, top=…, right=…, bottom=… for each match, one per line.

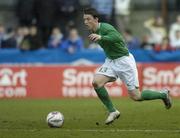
left=83, top=8, right=99, bottom=19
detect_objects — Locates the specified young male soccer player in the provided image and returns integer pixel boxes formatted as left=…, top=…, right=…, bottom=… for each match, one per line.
left=83, top=8, right=172, bottom=125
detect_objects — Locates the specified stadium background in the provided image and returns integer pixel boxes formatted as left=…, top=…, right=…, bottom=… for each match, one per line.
left=0, top=1, right=180, bottom=138
left=0, top=0, right=180, bottom=98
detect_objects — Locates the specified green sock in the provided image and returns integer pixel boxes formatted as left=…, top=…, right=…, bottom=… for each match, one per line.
left=95, top=87, right=116, bottom=112
left=141, top=90, right=166, bottom=100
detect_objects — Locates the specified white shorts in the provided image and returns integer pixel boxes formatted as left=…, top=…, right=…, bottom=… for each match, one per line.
left=96, top=53, right=139, bottom=91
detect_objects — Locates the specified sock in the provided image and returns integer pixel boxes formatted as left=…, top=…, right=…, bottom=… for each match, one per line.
left=141, top=90, right=166, bottom=100
left=95, top=87, right=116, bottom=112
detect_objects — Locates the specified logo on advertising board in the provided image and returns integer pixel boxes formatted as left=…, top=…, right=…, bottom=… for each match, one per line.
left=0, top=68, right=27, bottom=98
left=143, top=66, right=180, bottom=97
left=62, top=67, right=124, bottom=98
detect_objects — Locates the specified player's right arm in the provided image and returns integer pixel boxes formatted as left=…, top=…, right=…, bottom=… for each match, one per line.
left=89, top=30, right=120, bottom=43
left=100, top=31, right=120, bottom=43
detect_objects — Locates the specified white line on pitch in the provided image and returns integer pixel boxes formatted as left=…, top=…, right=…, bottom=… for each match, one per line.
left=61, top=129, right=180, bottom=133
left=1, top=129, right=180, bottom=133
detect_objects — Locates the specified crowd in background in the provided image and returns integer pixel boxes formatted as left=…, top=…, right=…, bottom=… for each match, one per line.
left=0, top=0, right=180, bottom=53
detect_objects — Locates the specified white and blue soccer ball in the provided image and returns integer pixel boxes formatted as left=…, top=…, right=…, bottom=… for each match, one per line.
left=46, top=111, right=64, bottom=128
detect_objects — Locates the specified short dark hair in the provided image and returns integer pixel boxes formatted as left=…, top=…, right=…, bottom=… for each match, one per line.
left=83, top=8, right=99, bottom=18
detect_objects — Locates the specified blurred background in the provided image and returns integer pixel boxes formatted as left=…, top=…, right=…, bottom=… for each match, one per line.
left=0, top=0, right=180, bottom=51
left=0, top=0, right=180, bottom=99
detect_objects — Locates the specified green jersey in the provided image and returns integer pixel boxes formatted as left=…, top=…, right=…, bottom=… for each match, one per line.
left=96, top=23, right=129, bottom=59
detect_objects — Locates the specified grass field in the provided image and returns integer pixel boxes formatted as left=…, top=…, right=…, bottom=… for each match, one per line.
left=0, top=98, right=180, bottom=138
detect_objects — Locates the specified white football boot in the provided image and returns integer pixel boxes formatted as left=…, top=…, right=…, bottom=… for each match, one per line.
left=160, top=89, right=172, bottom=109
left=105, top=110, right=120, bottom=125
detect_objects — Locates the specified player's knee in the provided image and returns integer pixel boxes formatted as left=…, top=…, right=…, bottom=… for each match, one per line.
left=92, top=80, right=104, bottom=89
left=130, top=95, right=142, bottom=101
left=92, top=81, right=98, bottom=88
left=128, top=89, right=142, bottom=101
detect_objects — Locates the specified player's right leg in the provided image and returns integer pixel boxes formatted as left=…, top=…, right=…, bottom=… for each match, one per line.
left=92, top=74, right=120, bottom=124
left=92, top=74, right=116, bottom=112
left=105, top=110, right=120, bottom=125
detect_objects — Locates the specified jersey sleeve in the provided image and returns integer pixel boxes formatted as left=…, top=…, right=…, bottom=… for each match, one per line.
left=100, top=31, right=120, bottom=43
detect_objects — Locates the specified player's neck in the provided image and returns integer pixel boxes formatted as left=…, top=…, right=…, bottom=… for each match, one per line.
left=93, top=23, right=100, bottom=32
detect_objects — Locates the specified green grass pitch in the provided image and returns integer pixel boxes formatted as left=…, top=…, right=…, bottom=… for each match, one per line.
left=0, top=98, right=180, bottom=138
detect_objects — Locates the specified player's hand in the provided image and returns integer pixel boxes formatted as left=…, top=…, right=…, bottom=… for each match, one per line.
left=88, top=34, right=101, bottom=42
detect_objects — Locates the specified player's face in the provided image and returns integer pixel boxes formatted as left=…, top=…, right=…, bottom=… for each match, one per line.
left=83, top=14, right=98, bottom=31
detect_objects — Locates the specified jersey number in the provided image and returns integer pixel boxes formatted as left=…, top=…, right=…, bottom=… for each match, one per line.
left=99, top=67, right=108, bottom=73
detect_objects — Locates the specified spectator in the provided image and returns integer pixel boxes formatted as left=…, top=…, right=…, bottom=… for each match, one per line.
left=144, top=16, right=167, bottom=45
left=90, top=0, right=113, bottom=23
left=20, top=26, right=43, bottom=51
left=140, top=34, right=153, bottom=50
left=1, top=28, right=17, bottom=49
left=1, top=26, right=30, bottom=49
left=61, top=28, right=84, bottom=54
left=123, top=29, right=140, bottom=49
left=170, top=30, right=180, bottom=49
left=169, top=15, right=180, bottom=44
left=47, top=27, right=64, bottom=48
left=15, top=26, right=27, bottom=48
left=154, top=37, right=172, bottom=52
left=0, top=24, right=5, bottom=48
left=114, top=0, right=131, bottom=31
left=21, top=26, right=30, bottom=37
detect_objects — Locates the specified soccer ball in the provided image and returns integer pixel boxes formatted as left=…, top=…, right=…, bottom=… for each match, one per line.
left=46, top=111, right=64, bottom=128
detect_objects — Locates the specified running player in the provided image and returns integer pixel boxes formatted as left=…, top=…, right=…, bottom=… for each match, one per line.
left=83, top=8, right=172, bottom=125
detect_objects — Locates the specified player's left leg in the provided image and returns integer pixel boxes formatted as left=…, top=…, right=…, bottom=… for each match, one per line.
left=128, top=88, right=172, bottom=109
left=116, top=53, right=172, bottom=109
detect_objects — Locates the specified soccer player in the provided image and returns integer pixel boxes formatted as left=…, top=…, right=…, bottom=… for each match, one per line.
left=83, top=8, right=172, bottom=125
